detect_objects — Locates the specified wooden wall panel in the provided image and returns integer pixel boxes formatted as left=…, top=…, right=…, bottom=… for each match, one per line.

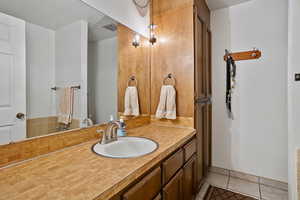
left=153, top=0, right=193, bottom=15
left=151, top=0, right=195, bottom=118
left=151, top=116, right=194, bottom=128
left=117, top=24, right=151, bottom=115
left=0, top=126, right=101, bottom=168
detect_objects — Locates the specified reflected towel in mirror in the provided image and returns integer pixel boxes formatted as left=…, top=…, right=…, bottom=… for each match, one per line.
left=58, top=87, right=74, bottom=125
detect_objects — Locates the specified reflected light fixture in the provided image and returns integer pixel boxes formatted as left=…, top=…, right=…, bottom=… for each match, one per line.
left=132, top=34, right=140, bottom=48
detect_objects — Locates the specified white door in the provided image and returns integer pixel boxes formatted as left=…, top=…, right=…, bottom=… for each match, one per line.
left=0, top=12, right=26, bottom=145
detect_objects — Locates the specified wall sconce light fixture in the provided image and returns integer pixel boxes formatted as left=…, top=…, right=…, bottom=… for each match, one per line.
left=149, top=24, right=157, bottom=45
left=132, top=34, right=140, bottom=48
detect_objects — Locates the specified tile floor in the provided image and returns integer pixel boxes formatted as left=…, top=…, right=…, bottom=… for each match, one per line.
left=196, top=171, right=288, bottom=200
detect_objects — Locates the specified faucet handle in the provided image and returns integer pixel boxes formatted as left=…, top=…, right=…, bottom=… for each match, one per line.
left=97, top=129, right=108, bottom=145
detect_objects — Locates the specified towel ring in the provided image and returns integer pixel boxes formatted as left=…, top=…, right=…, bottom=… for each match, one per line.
left=163, top=73, right=176, bottom=86
left=127, top=76, right=138, bottom=87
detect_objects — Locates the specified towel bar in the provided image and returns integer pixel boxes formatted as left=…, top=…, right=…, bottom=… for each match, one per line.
left=51, top=85, right=81, bottom=91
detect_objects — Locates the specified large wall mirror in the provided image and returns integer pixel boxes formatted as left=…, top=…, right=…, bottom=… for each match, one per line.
left=0, top=0, right=150, bottom=145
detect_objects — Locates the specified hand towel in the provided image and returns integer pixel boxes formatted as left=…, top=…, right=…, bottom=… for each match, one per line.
left=124, top=86, right=140, bottom=116
left=58, top=87, right=75, bottom=125
left=156, top=85, right=176, bottom=119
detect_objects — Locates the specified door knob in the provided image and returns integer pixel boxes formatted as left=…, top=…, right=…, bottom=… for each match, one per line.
left=16, top=113, right=25, bottom=120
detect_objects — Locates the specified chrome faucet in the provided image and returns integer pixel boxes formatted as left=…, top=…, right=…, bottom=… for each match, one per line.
left=98, top=121, right=122, bottom=145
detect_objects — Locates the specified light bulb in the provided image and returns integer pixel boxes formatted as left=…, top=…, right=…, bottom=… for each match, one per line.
left=132, top=34, right=140, bottom=48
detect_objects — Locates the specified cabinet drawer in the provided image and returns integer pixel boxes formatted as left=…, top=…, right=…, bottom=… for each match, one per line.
left=162, top=149, right=184, bottom=185
left=123, top=167, right=161, bottom=200
left=184, top=138, right=196, bottom=162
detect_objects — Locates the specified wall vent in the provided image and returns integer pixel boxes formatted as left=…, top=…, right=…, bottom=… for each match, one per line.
left=102, top=24, right=117, bottom=32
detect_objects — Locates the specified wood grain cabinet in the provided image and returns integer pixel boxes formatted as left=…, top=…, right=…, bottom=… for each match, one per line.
left=119, top=137, right=197, bottom=200
left=184, top=139, right=197, bottom=162
left=163, top=170, right=183, bottom=200
left=150, top=0, right=211, bottom=192
left=162, top=149, right=184, bottom=185
left=194, top=0, right=212, bottom=183
left=122, top=167, right=161, bottom=200
left=183, top=155, right=197, bottom=200
left=162, top=156, right=196, bottom=200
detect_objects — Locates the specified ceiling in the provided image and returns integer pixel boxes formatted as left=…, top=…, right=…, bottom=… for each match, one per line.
left=206, top=0, right=252, bottom=10
left=0, top=0, right=117, bottom=41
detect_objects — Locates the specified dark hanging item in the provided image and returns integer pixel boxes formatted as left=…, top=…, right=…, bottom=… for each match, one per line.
left=224, top=48, right=262, bottom=119
left=225, top=49, right=236, bottom=119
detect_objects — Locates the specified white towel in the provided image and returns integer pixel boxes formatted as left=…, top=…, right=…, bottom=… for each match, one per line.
left=58, top=87, right=74, bottom=125
left=124, top=86, right=140, bottom=116
left=156, top=85, right=176, bottom=119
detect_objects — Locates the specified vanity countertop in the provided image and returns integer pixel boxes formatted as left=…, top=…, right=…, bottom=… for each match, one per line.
left=0, top=124, right=196, bottom=200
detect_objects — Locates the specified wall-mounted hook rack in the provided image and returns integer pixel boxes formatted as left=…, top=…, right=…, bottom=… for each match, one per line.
left=224, top=48, right=262, bottom=62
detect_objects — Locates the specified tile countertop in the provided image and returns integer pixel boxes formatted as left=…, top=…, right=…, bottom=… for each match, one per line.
left=0, top=124, right=196, bottom=200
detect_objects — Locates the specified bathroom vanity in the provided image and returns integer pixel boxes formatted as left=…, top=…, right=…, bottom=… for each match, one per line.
left=0, top=124, right=196, bottom=200
left=115, top=128, right=197, bottom=200
left=0, top=0, right=210, bottom=199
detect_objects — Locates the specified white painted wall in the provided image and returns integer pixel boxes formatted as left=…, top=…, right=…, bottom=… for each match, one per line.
left=26, top=22, right=55, bottom=118
left=88, top=37, right=117, bottom=124
left=211, top=0, right=288, bottom=182
left=288, top=0, right=300, bottom=199
left=81, top=0, right=149, bottom=37
left=55, top=20, right=88, bottom=123
left=206, top=0, right=252, bottom=11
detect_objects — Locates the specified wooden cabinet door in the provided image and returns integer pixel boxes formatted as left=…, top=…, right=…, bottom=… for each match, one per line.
left=163, top=170, right=183, bottom=200
left=194, top=9, right=212, bottom=182
left=194, top=12, right=205, bottom=186
left=206, top=30, right=212, bottom=175
left=183, top=155, right=197, bottom=200
left=122, top=167, right=161, bottom=200
left=203, top=26, right=212, bottom=176
left=194, top=14, right=205, bottom=100
left=195, top=102, right=205, bottom=185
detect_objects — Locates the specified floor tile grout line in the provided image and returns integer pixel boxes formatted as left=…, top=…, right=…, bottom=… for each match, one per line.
left=207, top=170, right=288, bottom=200
left=258, top=177, right=262, bottom=200
left=227, top=171, right=260, bottom=199
left=260, top=183, right=288, bottom=192
left=226, top=171, right=230, bottom=189
left=210, top=167, right=288, bottom=191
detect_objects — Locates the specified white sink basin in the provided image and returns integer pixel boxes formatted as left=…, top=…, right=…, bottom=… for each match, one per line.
left=92, top=137, right=158, bottom=158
